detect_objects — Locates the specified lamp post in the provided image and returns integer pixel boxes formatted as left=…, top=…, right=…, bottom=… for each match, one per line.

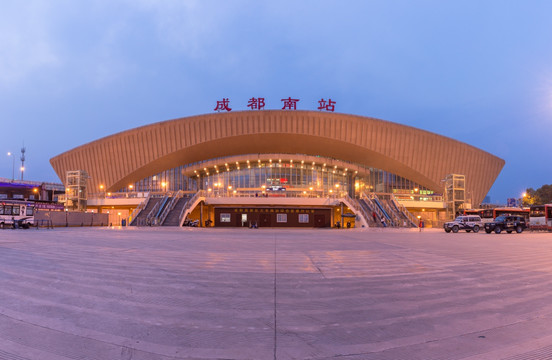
left=7, top=152, right=14, bottom=181
left=521, top=192, right=527, bottom=208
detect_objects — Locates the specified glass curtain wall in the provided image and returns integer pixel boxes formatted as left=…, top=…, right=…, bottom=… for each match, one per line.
left=121, top=156, right=433, bottom=197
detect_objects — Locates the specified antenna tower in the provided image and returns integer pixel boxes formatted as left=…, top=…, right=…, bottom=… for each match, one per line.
left=20, top=146, right=26, bottom=180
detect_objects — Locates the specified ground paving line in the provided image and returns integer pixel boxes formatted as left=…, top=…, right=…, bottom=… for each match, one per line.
left=273, top=232, right=278, bottom=360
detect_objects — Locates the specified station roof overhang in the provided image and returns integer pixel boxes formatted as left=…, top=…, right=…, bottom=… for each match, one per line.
left=50, top=110, right=505, bottom=205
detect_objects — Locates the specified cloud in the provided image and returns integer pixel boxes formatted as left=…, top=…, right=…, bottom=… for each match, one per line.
left=0, top=2, right=59, bottom=87
left=127, top=0, right=234, bottom=58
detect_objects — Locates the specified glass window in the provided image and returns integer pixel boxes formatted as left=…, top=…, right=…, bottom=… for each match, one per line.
left=0, top=206, right=3, bottom=215
left=4, top=206, right=12, bottom=215
left=12, top=206, right=20, bottom=215
left=298, top=214, right=309, bottom=223
left=220, top=213, right=231, bottom=223
left=26, top=206, right=34, bottom=216
left=277, top=213, right=287, bottom=223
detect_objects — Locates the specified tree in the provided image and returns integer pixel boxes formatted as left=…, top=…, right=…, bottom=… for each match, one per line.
left=524, top=184, right=552, bottom=205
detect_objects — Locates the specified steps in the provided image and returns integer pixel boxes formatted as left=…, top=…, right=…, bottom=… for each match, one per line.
left=162, top=196, right=191, bottom=226
left=131, top=197, right=162, bottom=226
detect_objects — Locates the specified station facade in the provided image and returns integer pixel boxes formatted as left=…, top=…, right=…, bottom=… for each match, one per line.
left=50, top=111, right=505, bottom=228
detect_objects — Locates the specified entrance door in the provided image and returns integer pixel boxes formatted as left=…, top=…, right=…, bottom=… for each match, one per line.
left=314, top=214, right=325, bottom=228
left=241, top=214, right=247, bottom=227
left=260, top=213, right=271, bottom=227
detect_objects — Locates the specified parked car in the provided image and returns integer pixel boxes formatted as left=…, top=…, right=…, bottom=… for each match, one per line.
left=484, top=215, right=527, bottom=234
left=444, top=215, right=483, bottom=233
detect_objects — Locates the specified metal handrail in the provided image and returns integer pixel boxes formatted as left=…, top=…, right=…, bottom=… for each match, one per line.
left=159, top=190, right=184, bottom=225
left=178, top=190, right=205, bottom=226
left=146, top=200, right=162, bottom=225
left=343, top=194, right=369, bottom=228
left=129, top=193, right=152, bottom=225
left=362, top=192, right=386, bottom=225
left=373, top=194, right=399, bottom=227
left=390, top=194, right=418, bottom=227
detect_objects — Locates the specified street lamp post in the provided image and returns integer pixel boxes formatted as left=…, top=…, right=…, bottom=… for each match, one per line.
left=7, top=152, right=14, bottom=181
left=520, top=192, right=527, bottom=208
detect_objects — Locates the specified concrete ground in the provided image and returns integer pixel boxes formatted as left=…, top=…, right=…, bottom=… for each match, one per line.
left=1, top=228, right=552, bottom=360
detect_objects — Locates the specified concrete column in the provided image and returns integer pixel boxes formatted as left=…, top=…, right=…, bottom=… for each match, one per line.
left=200, top=202, right=204, bottom=227
left=340, top=202, right=344, bottom=229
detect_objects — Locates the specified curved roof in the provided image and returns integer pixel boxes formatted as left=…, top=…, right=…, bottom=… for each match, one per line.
left=50, top=110, right=504, bottom=204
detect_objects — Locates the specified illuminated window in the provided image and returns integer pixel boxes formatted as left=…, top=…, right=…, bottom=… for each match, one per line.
left=220, top=213, right=231, bottom=222
left=298, top=214, right=309, bottom=223
left=277, top=213, right=287, bottom=223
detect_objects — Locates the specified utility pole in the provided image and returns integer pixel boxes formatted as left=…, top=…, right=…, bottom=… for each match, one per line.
left=20, top=146, right=26, bottom=180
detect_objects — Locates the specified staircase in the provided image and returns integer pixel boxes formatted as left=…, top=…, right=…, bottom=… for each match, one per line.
left=148, top=194, right=171, bottom=225
left=363, top=192, right=418, bottom=228
left=162, top=195, right=191, bottom=226
left=361, top=195, right=386, bottom=227
left=358, top=198, right=381, bottom=227
left=341, top=195, right=369, bottom=228
left=131, top=197, right=162, bottom=226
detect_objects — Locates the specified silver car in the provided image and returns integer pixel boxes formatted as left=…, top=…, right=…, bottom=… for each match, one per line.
left=444, top=215, right=483, bottom=233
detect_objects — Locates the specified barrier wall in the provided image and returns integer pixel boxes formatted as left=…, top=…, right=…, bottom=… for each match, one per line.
left=35, top=211, right=108, bottom=227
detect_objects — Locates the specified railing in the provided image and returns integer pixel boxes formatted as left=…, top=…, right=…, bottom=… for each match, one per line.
left=362, top=192, right=387, bottom=226
left=342, top=194, right=369, bottom=228
left=390, top=194, right=418, bottom=227
left=178, top=190, right=205, bottom=226
left=129, top=193, right=152, bottom=225
left=357, top=198, right=378, bottom=227
left=159, top=190, right=184, bottom=225
left=373, top=194, right=399, bottom=227
left=393, top=194, right=444, bottom=202
left=88, top=191, right=152, bottom=199
left=35, top=219, right=54, bottom=229
left=146, top=199, right=163, bottom=225
left=203, top=189, right=349, bottom=199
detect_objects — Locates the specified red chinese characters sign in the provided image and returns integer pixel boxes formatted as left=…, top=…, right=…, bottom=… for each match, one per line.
left=247, top=97, right=265, bottom=110
left=317, top=98, right=335, bottom=112
left=281, top=97, right=299, bottom=110
left=213, top=97, right=336, bottom=112
left=214, top=98, right=232, bottom=112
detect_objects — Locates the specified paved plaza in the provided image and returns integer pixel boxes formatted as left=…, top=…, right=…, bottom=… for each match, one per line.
left=1, top=227, right=552, bottom=359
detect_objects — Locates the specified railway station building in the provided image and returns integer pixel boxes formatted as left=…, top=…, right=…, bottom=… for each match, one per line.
left=49, top=111, right=505, bottom=228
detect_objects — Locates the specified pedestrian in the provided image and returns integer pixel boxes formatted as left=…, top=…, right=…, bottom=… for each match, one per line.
left=372, top=211, right=377, bottom=222
left=381, top=217, right=387, bottom=227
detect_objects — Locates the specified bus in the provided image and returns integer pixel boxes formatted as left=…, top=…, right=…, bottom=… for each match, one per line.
left=0, top=200, right=35, bottom=229
left=476, top=207, right=530, bottom=223
left=529, top=204, right=552, bottom=231
left=464, top=209, right=484, bottom=217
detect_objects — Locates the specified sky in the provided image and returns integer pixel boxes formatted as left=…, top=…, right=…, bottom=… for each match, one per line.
left=1, top=0, right=551, bottom=204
